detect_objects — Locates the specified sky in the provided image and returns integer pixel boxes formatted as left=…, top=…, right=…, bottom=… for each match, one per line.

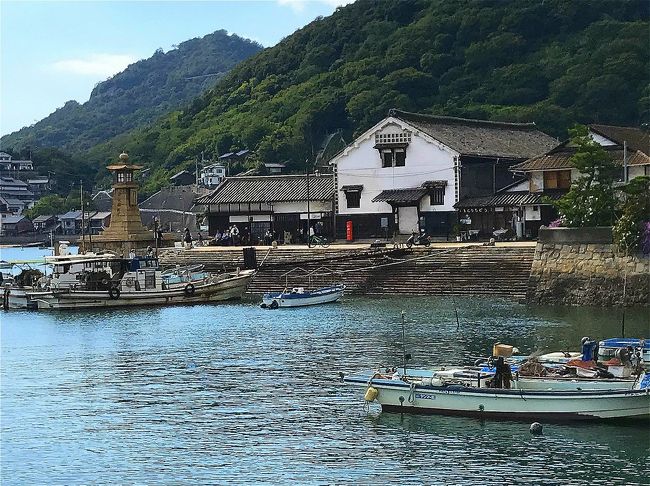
left=0, top=0, right=353, bottom=137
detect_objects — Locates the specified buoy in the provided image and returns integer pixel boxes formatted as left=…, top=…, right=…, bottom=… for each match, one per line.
left=530, top=422, right=543, bottom=435
left=364, top=386, right=379, bottom=402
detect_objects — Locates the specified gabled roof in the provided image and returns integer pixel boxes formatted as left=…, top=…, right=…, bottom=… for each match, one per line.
left=196, top=174, right=334, bottom=205
left=140, top=186, right=199, bottom=212
left=2, top=215, right=29, bottom=224
left=58, top=210, right=82, bottom=219
left=590, top=124, right=649, bottom=154
left=170, top=170, right=193, bottom=180
left=90, top=211, right=111, bottom=220
left=33, top=214, right=56, bottom=223
left=391, top=109, right=558, bottom=159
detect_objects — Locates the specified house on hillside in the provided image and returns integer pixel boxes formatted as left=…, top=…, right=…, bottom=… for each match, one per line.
left=0, top=177, right=35, bottom=213
left=58, top=210, right=82, bottom=235
left=32, top=215, right=58, bottom=233
left=170, top=170, right=196, bottom=186
left=27, top=177, right=52, bottom=197
left=196, top=174, right=335, bottom=243
left=92, top=190, right=113, bottom=212
left=200, top=163, right=227, bottom=188
left=0, top=215, right=33, bottom=236
left=480, top=124, right=650, bottom=237
left=329, top=109, right=557, bottom=239
left=89, top=212, right=112, bottom=235
left=0, top=152, right=34, bottom=178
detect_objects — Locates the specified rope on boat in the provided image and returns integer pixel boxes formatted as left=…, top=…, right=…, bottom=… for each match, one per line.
left=408, top=382, right=417, bottom=404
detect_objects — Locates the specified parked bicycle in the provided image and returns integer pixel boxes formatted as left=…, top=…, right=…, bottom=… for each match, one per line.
left=308, top=235, right=331, bottom=248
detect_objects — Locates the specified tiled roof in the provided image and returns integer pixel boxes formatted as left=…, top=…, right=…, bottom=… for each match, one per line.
left=2, top=215, right=29, bottom=224
left=455, top=191, right=566, bottom=209
left=372, top=188, right=427, bottom=204
left=590, top=124, right=649, bottom=154
left=512, top=146, right=650, bottom=172
left=32, top=215, right=56, bottom=223
left=58, top=210, right=82, bottom=220
left=196, top=174, right=334, bottom=205
left=90, top=212, right=112, bottom=220
left=140, top=186, right=199, bottom=212
left=391, top=109, right=557, bottom=159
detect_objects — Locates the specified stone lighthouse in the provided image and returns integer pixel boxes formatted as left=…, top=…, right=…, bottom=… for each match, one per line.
left=88, top=152, right=158, bottom=255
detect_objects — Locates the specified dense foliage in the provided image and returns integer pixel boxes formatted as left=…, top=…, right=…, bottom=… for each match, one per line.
left=86, top=0, right=648, bottom=187
left=552, top=125, right=619, bottom=227
left=613, top=176, right=650, bottom=254
left=1, top=31, right=261, bottom=153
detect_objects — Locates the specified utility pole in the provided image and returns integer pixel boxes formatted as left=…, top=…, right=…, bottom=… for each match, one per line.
left=80, top=180, right=85, bottom=254
left=306, top=159, right=311, bottom=246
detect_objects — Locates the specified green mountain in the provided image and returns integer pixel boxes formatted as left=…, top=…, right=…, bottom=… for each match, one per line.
left=1, top=30, right=262, bottom=153
left=89, top=0, right=648, bottom=189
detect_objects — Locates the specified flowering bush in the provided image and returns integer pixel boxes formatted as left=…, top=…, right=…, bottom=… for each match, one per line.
left=548, top=219, right=563, bottom=228
left=642, top=221, right=650, bottom=255
left=613, top=176, right=650, bottom=254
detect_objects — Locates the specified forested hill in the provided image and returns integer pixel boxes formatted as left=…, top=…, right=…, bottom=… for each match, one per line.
left=1, top=30, right=262, bottom=153
left=87, top=0, right=648, bottom=183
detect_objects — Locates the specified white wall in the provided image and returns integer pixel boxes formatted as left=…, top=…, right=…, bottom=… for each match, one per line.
left=589, top=132, right=617, bottom=146
left=334, top=121, right=457, bottom=215
left=524, top=205, right=541, bottom=221
left=629, top=165, right=649, bottom=179
left=529, top=172, right=543, bottom=192
left=274, top=201, right=331, bottom=214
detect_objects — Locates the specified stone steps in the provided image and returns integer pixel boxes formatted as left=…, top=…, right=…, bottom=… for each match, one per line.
left=161, top=245, right=534, bottom=299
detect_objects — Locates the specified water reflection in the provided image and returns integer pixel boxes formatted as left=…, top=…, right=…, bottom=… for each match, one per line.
left=1, top=296, right=649, bottom=483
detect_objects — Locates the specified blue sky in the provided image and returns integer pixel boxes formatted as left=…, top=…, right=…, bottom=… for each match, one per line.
left=1, top=0, right=351, bottom=137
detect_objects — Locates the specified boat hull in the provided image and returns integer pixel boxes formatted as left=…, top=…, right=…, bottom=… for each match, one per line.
left=24, top=271, right=254, bottom=310
left=344, top=375, right=650, bottom=421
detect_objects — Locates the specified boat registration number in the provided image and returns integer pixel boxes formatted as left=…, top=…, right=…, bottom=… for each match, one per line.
left=415, top=393, right=435, bottom=400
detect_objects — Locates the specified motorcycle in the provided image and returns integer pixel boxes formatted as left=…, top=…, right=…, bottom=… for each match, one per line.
left=406, top=231, right=431, bottom=248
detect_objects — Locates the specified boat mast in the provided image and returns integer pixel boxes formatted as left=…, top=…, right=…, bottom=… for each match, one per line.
left=401, top=310, right=408, bottom=376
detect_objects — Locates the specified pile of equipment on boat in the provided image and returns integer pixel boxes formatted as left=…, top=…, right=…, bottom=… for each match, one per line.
left=343, top=337, right=650, bottom=421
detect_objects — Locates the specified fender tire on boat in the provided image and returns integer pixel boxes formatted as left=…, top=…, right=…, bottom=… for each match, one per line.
left=184, top=283, right=196, bottom=297
left=270, top=300, right=279, bottom=309
left=108, top=287, right=120, bottom=300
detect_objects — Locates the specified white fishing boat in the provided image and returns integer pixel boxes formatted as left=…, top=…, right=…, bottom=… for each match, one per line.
left=261, top=284, right=345, bottom=309
left=343, top=369, right=650, bottom=421
left=5, top=253, right=254, bottom=310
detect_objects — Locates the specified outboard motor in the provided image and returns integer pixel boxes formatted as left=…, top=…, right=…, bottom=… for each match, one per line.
left=581, top=337, right=597, bottom=362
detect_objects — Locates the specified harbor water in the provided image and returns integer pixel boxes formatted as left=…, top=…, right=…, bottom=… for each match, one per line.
left=1, top=248, right=649, bottom=484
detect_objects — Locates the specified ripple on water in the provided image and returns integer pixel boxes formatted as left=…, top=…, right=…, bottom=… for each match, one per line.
left=1, top=296, right=649, bottom=484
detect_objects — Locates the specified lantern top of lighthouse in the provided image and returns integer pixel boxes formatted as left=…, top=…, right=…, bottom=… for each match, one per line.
left=107, top=152, right=143, bottom=171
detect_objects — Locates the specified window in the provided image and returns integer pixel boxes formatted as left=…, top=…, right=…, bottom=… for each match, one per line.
left=129, top=189, right=137, bottom=206
left=381, top=148, right=406, bottom=168
left=429, top=187, right=445, bottom=205
left=345, top=191, right=361, bottom=208
left=394, top=148, right=406, bottom=167
left=381, top=149, right=393, bottom=168
left=117, top=172, right=125, bottom=183
left=544, top=170, right=571, bottom=189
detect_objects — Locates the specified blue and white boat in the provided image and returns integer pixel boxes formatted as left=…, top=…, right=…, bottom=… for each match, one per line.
left=261, top=284, right=345, bottom=309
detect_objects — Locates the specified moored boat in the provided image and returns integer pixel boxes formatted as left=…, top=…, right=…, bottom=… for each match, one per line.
left=261, top=284, right=345, bottom=309
left=5, top=253, right=254, bottom=310
left=343, top=369, right=650, bottom=421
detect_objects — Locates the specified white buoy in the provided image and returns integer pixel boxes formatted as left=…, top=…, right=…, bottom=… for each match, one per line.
left=530, top=422, right=543, bottom=435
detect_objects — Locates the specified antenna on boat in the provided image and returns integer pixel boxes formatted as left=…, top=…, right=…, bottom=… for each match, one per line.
left=621, top=265, right=627, bottom=337
left=401, top=310, right=411, bottom=375
left=451, top=283, right=460, bottom=331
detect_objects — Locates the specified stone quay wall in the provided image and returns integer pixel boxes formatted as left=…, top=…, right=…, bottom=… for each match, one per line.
left=527, top=227, right=650, bottom=307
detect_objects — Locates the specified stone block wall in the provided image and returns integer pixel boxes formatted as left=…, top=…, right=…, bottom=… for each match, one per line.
left=527, top=228, right=650, bottom=306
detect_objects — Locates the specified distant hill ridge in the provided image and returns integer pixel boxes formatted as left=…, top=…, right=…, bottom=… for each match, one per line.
left=1, top=29, right=262, bottom=153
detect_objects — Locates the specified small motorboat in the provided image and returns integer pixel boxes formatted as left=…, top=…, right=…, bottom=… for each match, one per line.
left=261, top=284, right=345, bottom=309
left=342, top=368, right=650, bottom=421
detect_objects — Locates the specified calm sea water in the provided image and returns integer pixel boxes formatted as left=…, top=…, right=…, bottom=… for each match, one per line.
left=1, top=247, right=649, bottom=484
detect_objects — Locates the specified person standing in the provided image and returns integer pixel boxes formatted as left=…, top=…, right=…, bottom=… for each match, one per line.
left=183, top=227, right=193, bottom=249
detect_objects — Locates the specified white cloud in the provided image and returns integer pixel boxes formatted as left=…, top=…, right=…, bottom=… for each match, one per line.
left=277, top=0, right=355, bottom=13
left=51, top=53, right=137, bottom=77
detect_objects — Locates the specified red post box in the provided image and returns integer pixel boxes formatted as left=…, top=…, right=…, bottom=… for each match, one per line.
left=346, top=220, right=353, bottom=242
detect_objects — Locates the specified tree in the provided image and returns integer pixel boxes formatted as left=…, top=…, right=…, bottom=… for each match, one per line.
left=552, top=125, right=619, bottom=227
left=613, top=176, right=650, bottom=253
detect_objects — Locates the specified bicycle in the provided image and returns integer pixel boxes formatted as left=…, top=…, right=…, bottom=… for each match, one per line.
left=308, top=235, right=331, bottom=248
